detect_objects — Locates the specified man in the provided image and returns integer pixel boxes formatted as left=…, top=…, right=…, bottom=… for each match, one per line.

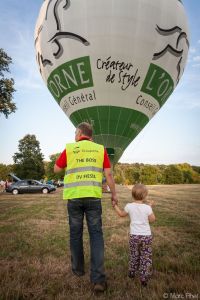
left=54, top=122, right=117, bottom=292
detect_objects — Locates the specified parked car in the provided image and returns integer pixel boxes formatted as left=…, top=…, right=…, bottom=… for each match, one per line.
left=6, top=179, right=56, bottom=195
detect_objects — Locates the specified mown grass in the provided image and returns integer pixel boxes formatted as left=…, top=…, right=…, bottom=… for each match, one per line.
left=0, top=185, right=199, bottom=300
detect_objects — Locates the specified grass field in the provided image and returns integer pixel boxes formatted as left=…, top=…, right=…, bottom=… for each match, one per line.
left=0, top=185, right=200, bottom=300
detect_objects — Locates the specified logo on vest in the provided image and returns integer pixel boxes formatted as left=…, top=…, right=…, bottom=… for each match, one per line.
left=73, top=146, right=80, bottom=154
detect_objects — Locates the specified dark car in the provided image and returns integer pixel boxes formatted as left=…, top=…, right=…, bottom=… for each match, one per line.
left=6, top=179, right=56, bottom=195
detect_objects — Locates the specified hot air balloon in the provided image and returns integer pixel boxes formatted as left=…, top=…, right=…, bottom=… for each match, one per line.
left=34, top=0, right=189, bottom=164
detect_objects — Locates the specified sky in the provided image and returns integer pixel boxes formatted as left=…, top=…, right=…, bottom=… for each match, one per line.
left=0, top=0, right=200, bottom=166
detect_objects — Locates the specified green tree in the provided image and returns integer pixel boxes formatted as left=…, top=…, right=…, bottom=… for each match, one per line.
left=114, top=174, right=123, bottom=184
left=132, top=167, right=141, bottom=183
left=0, top=164, right=14, bottom=181
left=0, top=48, right=16, bottom=118
left=163, top=165, right=184, bottom=184
left=190, top=165, right=200, bottom=183
left=177, top=163, right=194, bottom=183
left=192, top=166, right=200, bottom=174
left=114, top=163, right=126, bottom=184
left=124, top=168, right=135, bottom=185
left=46, top=153, right=65, bottom=181
left=140, top=165, right=159, bottom=185
left=156, top=165, right=166, bottom=184
left=13, top=134, right=45, bottom=179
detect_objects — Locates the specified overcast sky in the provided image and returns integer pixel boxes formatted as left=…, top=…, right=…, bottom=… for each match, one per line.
left=0, top=0, right=200, bottom=166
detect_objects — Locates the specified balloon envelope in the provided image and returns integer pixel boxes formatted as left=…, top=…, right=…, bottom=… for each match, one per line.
left=35, top=0, right=189, bottom=164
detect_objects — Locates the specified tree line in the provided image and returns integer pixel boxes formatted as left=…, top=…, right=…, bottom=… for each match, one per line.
left=114, top=162, right=200, bottom=185
left=0, top=134, right=200, bottom=185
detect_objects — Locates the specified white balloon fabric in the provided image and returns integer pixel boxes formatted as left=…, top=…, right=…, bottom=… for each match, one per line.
left=35, top=0, right=189, bottom=164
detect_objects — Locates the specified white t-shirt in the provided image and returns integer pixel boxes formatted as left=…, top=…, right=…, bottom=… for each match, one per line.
left=124, top=203, right=153, bottom=235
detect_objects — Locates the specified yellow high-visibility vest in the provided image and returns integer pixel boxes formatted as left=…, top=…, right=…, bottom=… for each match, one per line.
left=63, top=140, right=104, bottom=200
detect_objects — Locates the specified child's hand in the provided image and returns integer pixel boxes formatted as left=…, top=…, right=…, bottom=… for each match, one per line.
left=148, top=200, right=155, bottom=207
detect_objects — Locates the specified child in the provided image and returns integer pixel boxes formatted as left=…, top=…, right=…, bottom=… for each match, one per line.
left=113, top=183, right=155, bottom=287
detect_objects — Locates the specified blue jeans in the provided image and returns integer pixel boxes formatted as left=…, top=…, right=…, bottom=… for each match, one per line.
left=67, top=198, right=106, bottom=283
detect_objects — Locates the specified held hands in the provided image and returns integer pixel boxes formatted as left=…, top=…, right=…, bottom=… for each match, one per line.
left=111, top=194, right=118, bottom=207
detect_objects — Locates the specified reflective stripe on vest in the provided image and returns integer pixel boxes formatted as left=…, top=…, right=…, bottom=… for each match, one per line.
left=64, top=181, right=102, bottom=188
left=65, top=166, right=103, bottom=175
left=63, top=140, right=104, bottom=200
